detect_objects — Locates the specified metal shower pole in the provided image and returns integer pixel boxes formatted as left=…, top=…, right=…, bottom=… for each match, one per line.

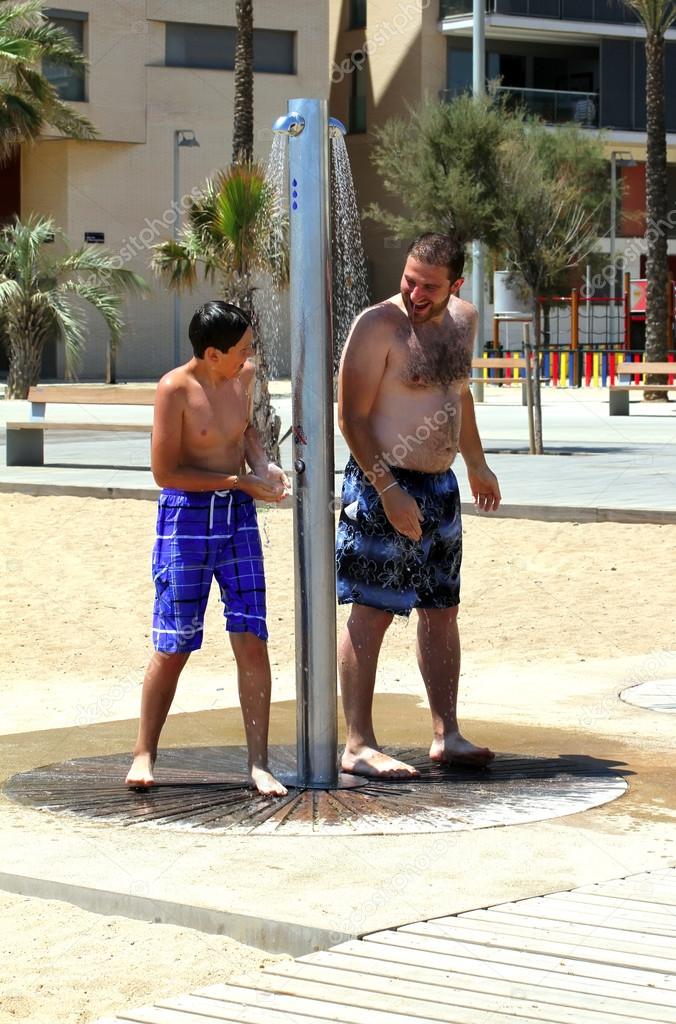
left=472, top=0, right=486, bottom=402
left=273, top=99, right=338, bottom=789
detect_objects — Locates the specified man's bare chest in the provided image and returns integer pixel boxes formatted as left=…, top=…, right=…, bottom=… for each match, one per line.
left=393, top=321, right=472, bottom=390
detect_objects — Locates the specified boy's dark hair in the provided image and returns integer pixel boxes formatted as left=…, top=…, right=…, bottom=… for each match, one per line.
left=406, top=233, right=465, bottom=283
left=188, top=301, right=251, bottom=358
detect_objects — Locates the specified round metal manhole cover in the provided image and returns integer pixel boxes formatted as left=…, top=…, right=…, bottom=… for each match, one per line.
left=3, top=746, right=627, bottom=836
left=620, top=679, right=676, bottom=714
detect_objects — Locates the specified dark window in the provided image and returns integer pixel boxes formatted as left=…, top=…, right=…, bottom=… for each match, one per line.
left=447, top=48, right=473, bottom=95
left=349, top=0, right=367, bottom=29
left=349, top=53, right=367, bottom=134
left=43, top=12, right=86, bottom=102
left=166, top=23, right=295, bottom=74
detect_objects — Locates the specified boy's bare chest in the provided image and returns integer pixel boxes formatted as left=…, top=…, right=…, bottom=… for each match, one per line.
left=183, top=387, right=249, bottom=449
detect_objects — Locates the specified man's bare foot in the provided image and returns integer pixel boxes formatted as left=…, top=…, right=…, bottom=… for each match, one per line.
left=250, top=765, right=288, bottom=797
left=429, top=734, right=495, bottom=768
left=341, top=745, right=420, bottom=779
left=125, top=753, right=155, bottom=788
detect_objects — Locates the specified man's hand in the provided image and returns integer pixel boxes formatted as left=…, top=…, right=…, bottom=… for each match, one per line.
left=238, top=474, right=286, bottom=503
left=381, top=485, right=424, bottom=541
left=467, top=463, right=501, bottom=513
left=261, top=462, right=291, bottom=498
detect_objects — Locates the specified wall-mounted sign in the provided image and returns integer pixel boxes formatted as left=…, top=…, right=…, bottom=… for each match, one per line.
left=84, top=231, right=105, bottom=243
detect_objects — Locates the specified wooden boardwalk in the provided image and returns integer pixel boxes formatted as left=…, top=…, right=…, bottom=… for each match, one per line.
left=100, top=866, right=676, bottom=1023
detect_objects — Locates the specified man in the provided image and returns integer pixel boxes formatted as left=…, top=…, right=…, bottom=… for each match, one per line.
left=126, top=300, right=289, bottom=797
left=336, top=232, right=501, bottom=779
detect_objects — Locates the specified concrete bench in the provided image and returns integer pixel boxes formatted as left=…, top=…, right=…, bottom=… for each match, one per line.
left=6, top=385, right=155, bottom=466
left=609, top=362, right=675, bottom=416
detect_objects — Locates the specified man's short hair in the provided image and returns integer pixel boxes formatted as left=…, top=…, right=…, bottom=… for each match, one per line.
left=406, top=233, right=465, bottom=283
left=188, top=300, right=251, bottom=358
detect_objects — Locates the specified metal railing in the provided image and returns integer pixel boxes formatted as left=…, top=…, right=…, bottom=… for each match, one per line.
left=439, top=85, right=599, bottom=127
left=440, top=0, right=639, bottom=22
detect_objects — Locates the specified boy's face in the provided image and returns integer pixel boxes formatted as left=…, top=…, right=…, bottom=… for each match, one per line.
left=204, top=327, right=254, bottom=379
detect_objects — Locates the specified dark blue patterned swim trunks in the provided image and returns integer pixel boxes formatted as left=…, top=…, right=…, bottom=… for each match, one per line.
left=336, top=456, right=462, bottom=615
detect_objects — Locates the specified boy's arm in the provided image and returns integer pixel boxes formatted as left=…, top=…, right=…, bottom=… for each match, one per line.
left=242, top=362, right=290, bottom=494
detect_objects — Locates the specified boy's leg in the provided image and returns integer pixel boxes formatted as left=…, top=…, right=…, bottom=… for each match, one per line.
left=229, top=632, right=287, bottom=797
left=126, top=651, right=190, bottom=787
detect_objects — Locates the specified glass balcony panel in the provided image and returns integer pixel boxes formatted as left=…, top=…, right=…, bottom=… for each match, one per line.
left=495, top=86, right=599, bottom=126
left=438, top=1, right=645, bottom=18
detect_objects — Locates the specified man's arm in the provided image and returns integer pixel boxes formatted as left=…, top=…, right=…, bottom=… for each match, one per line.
left=459, top=386, right=501, bottom=513
left=339, top=308, right=423, bottom=540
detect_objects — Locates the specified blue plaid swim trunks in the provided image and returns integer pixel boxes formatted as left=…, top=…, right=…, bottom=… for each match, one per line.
left=336, top=456, right=462, bottom=615
left=151, top=488, right=267, bottom=652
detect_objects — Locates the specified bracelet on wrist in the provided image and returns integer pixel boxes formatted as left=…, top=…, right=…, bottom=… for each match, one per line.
left=379, top=480, right=398, bottom=497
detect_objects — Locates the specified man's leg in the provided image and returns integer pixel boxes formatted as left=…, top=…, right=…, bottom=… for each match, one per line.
left=126, top=651, right=191, bottom=787
left=229, top=631, right=288, bottom=797
left=339, top=603, right=419, bottom=778
left=416, top=607, right=494, bottom=766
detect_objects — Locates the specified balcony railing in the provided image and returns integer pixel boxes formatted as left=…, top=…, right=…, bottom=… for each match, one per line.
left=440, top=85, right=599, bottom=127
left=440, top=0, right=639, bottom=22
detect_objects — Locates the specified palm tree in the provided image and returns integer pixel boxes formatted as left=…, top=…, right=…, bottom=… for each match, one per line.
left=0, top=0, right=96, bottom=164
left=153, top=164, right=288, bottom=460
left=623, top=0, right=676, bottom=397
left=0, top=215, right=148, bottom=397
left=232, top=0, right=254, bottom=165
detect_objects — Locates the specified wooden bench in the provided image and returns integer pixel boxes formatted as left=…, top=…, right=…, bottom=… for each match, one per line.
left=6, top=385, right=155, bottom=466
left=609, top=361, right=676, bottom=416
left=471, top=357, right=531, bottom=405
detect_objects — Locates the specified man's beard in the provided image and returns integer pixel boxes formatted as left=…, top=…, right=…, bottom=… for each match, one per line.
left=403, top=289, right=453, bottom=324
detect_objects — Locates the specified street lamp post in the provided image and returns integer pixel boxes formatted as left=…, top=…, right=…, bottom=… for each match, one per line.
left=173, top=129, right=200, bottom=366
left=610, top=150, right=636, bottom=302
left=472, top=0, right=486, bottom=402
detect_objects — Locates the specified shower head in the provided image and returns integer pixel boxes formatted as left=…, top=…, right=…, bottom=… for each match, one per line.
left=328, top=118, right=347, bottom=138
left=272, top=113, right=305, bottom=137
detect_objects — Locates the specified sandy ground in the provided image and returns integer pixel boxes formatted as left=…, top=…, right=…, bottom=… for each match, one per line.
left=1, top=493, right=676, bottom=1023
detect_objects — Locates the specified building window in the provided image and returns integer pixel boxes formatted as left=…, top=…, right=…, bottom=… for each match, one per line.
left=349, top=52, right=367, bottom=133
left=349, top=0, right=367, bottom=29
left=165, top=23, right=295, bottom=74
left=43, top=11, right=87, bottom=102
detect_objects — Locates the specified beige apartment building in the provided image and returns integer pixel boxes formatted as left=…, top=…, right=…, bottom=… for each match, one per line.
left=330, top=0, right=676, bottom=347
left=0, top=1, right=330, bottom=380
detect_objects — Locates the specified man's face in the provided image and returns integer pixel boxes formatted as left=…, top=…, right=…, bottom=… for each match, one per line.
left=206, top=327, right=254, bottom=379
left=400, top=257, right=463, bottom=324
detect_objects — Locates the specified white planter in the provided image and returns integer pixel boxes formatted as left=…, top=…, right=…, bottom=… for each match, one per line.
left=493, top=271, right=532, bottom=319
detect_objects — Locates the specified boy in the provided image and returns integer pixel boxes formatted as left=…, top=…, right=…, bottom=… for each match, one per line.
left=126, top=301, right=289, bottom=796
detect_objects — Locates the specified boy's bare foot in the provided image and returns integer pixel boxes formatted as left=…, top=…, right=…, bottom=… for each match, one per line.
left=250, top=765, right=288, bottom=797
left=429, top=733, right=495, bottom=768
left=341, top=745, right=420, bottom=779
left=125, top=753, right=156, bottom=788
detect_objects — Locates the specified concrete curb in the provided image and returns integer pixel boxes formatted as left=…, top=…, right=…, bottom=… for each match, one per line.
left=0, top=479, right=674, bottom=524
left=0, top=871, right=351, bottom=956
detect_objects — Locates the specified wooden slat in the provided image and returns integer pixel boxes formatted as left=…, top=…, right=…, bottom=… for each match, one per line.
left=548, top=891, right=676, bottom=920
left=400, top=921, right=676, bottom=973
left=462, top=908, right=676, bottom=950
left=262, top=957, right=671, bottom=1024
left=609, top=384, right=672, bottom=390
left=616, top=362, right=675, bottom=374
left=573, top=884, right=676, bottom=909
left=363, top=930, right=676, bottom=990
left=506, top=895, right=676, bottom=934
left=7, top=421, right=152, bottom=432
left=123, top=994, right=332, bottom=1023
left=28, top=385, right=156, bottom=405
left=328, top=940, right=676, bottom=1005
left=471, top=358, right=527, bottom=368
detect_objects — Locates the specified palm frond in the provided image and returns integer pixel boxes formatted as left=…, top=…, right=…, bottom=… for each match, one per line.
left=48, top=287, right=87, bottom=377
left=622, top=0, right=676, bottom=34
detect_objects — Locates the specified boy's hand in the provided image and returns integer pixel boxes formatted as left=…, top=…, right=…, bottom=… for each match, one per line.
left=238, top=474, right=286, bottom=503
left=261, top=462, right=292, bottom=498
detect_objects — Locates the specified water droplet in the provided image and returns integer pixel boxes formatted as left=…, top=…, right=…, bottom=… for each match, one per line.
left=292, top=178, right=298, bottom=187
left=292, top=201, right=298, bottom=211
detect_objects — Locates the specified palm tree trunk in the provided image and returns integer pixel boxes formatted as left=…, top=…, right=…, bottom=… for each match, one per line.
left=232, top=0, right=254, bottom=166
left=6, top=334, right=44, bottom=399
left=237, top=282, right=281, bottom=464
left=644, top=30, right=669, bottom=399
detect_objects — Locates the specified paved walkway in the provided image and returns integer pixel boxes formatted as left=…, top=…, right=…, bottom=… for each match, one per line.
left=97, top=865, right=676, bottom=1023
left=1, top=386, right=675, bottom=521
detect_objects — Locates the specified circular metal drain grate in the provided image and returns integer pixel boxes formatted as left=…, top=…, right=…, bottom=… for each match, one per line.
left=3, top=746, right=627, bottom=836
left=620, top=679, right=676, bottom=714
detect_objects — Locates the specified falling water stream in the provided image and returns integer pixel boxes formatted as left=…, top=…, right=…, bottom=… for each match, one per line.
left=259, top=131, right=370, bottom=379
